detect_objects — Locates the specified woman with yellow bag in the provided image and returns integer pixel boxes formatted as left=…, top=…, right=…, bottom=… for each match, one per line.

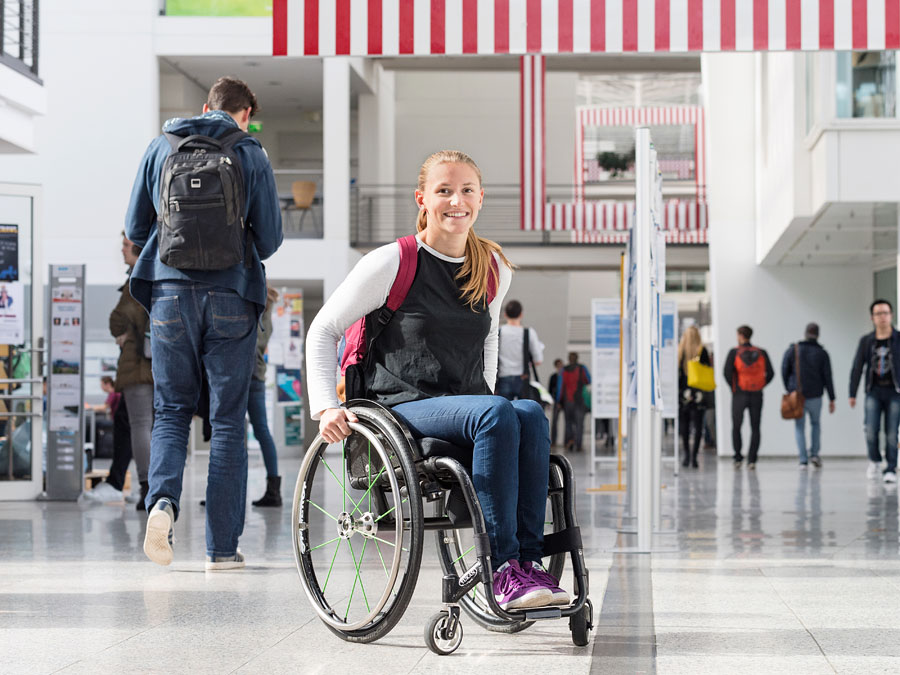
left=678, top=325, right=715, bottom=468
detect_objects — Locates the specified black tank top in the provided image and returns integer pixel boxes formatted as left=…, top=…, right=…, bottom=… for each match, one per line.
left=366, top=246, right=492, bottom=406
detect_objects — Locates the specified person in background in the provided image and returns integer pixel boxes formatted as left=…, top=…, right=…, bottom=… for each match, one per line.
left=781, top=322, right=835, bottom=470
left=723, top=325, right=774, bottom=470
left=547, top=358, right=564, bottom=446
left=83, top=375, right=135, bottom=503
left=677, top=325, right=710, bottom=469
left=250, top=286, right=282, bottom=507
left=109, top=234, right=154, bottom=510
left=495, top=300, right=544, bottom=401
left=849, top=299, right=900, bottom=484
left=558, top=352, right=591, bottom=452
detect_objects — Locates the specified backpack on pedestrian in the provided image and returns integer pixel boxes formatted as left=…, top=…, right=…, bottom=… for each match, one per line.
left=734, top=345, right=767, bottom=392
left=157, top=128, right=250, bottom=271
left=338, top=235, right=499, bottom=402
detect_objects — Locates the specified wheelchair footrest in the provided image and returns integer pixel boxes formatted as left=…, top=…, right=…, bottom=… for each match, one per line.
left=521, top=607, right=563, bottom=621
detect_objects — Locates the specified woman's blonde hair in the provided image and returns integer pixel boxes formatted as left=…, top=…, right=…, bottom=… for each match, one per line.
left=677, top=324, right=704, bottom=369
left=415, top=150, right=513, bottom=308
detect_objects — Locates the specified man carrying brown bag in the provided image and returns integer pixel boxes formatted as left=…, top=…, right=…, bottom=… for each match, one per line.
left=781, top=323, right=835, bottom=469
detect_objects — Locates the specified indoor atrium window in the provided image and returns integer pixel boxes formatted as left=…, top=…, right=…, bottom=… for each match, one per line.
left=836, top=51, right=897, bottom=118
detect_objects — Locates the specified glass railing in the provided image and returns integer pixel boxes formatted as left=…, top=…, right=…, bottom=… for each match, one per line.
left=0, top=0, right=39, bottom=81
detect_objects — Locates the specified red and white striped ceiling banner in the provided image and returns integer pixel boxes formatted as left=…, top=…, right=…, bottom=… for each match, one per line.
left=546, top=198, right=708, bottom=232
left=521, top=55, right=545, bottom=231
left=575, top=105, right=706, bottom=201
left=273, top=0, right=900, bottom=57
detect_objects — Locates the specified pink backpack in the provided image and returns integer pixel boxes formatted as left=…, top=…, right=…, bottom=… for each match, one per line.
left=338, top=234, right=500, bottom=401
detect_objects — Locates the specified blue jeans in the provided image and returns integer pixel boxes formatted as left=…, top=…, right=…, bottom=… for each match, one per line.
left=793, top=396, right=823, bottom=464
left=864, top=387, right=900, bottom=472
left=391, top=395, right=550, bottom=570
left=248, top=378, right=278, bottom=477
left=145, top=282, right=258, bottom=558
left=495, top=375, right=525, bottom=400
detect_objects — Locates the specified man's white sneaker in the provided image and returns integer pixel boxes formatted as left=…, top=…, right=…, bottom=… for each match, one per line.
left=867, top=462, right=881, bottom=479
left=143, top=499, right=175, bottom=566
left=884, top=471, right=897, bottom=484
left=83, top=481, right=123, bottom=503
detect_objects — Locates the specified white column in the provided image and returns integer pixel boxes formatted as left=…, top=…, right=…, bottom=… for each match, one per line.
left=635, top=127, right=653, bottom=553
left=323, top=57, right=351, bottom=243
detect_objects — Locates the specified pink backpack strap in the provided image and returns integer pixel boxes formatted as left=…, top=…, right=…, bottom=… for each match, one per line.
left=385, top=234, right=419, bottom=313
left=487, top=254, right=500, bottom=305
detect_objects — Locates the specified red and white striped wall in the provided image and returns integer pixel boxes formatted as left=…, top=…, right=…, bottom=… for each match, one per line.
left=274, top=0, right=900, bottom=56
left=575, top=106, right=706, bottom=201
left=521, top=55, right=545, bottom=231
left=546, top=198, right=708, bottom=236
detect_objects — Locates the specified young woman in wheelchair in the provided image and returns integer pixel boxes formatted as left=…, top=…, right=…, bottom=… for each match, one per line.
left=305, top=150, right=569, bottom=611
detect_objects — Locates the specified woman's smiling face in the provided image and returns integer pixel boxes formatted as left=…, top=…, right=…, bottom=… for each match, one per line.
left=415, top=162, right=484, bottom=238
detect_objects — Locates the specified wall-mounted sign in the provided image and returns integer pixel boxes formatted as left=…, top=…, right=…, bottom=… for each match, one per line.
left=0, top=224, right=19, bottom=281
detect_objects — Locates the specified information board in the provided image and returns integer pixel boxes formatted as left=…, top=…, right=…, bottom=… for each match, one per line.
left=590, top=299, right=621, bottom=419
left=46, top=264, right=85, bottom=500
left=660, top=300, right=678, bottom=420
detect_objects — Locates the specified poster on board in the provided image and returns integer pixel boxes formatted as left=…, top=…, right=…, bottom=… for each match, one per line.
left=591, top=299, right=621, bottom=419
left=0, top=224, right=18, bottom=281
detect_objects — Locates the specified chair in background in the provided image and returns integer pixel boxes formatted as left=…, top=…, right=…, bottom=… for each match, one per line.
left=284, top=180, right=320, bottom=236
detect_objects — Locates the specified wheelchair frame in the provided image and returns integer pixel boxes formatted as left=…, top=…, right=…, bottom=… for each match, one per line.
left=292, top=399, right=593, bottom=654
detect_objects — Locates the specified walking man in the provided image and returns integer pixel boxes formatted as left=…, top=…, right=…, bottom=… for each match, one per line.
left=723, top=325, right=774, bottom=470
left=849, top=299, right=900, bottom=483
left=548, top=358, right=564, bottom=446
left=781, top=323, right=835, bottom=469
left=126, top=77, right=283, bottom=569
left=495, top=300, right=544, bottom=401
left=558, top=352, right=591, bottom=452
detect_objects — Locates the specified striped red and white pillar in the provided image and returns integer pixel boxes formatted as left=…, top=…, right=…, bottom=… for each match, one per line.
left=520, top=54, right=545, bottom=231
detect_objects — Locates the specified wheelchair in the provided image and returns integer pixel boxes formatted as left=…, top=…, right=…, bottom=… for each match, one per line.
left=291, top=400, right=593, bottom=655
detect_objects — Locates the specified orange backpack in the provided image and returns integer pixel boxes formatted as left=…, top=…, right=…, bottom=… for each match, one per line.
left=734, top=346, right=766, bottom=392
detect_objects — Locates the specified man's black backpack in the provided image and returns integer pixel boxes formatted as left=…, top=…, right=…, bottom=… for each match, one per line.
left=158, top=128, right=250, bottom=271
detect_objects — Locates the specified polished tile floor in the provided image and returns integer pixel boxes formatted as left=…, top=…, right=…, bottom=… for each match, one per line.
left=2, top=448, right=900, bottom=674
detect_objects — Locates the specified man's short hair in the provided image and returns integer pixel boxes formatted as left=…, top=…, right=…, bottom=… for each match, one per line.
left=871, top=299, right=893, bottom=315
left=100, top=375, right=114, bottom=386
left=504, top=300, right=523, bottom=319
left=553, top=358, right=563, bottom=367
left=804, top=322, right=819, bottom=339
left=737, top=325, right=753, bottom=340
left=207, top=77, right=258, bottom=117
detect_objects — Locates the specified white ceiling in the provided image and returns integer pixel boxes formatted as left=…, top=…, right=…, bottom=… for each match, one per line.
left=160, top=55, right=330, bottom=116
left=780, top=202, right=898, bottom=267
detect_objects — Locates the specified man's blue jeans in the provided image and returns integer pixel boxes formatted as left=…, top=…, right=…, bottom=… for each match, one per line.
left=248, top=378, right=278, bottom=477
left=793, top=396, right=822, bottom=464
left=145, top=281, right=257, bottom=558
left=864, top=387, right=900, bottom=472
left=391, top=395, right=550, bottom=570
left=495, top=375, right=525, bottom=401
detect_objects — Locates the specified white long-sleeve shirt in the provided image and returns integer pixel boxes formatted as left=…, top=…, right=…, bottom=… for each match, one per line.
left=305, top=234, right=513, bottom=419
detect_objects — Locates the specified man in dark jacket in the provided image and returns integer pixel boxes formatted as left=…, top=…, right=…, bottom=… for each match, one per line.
left=723, top=325, right=774, bottom=470
left=126, top=77, right=283, bottom=570
left=849, top=299, right=900, bottom=483
left=782, top=323, right=835, bottom=469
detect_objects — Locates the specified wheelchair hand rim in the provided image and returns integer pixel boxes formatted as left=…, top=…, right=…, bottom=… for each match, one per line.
left=292, top=422, right=406, bottom=632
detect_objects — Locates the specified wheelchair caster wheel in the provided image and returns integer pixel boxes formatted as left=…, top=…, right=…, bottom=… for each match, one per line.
left=425, top=610, right=463, bottom=655
left=569, top=599, right=593, bottom=647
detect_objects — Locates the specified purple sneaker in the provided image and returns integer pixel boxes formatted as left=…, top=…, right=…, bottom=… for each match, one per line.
left=492, top=559, right=552, bottom=610
left=522, top=561, right=571, bottom=606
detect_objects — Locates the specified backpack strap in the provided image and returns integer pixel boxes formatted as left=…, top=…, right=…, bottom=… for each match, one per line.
left=487, top=254, right=500, bottom=305
left=376, top=234, right=419, bottom=326
left=163, top=127, right=247, bottom=152
left=522, top=327, right=531, bottom=377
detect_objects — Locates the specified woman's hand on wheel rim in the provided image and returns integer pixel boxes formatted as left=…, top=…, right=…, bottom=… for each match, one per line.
left=319, top=407, right=358, bottom=444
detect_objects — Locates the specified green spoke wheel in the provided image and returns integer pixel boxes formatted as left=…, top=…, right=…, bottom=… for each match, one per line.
left=292, top=407, right=423, bottom=643
left=435, top=462, right=567, bottom=634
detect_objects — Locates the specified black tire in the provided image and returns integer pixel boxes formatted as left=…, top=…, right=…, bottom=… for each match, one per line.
left=570, top=599, right=593, bottom=647
left=434, top=462, right=567, bottom=633
left=425, top=611, right=463, bottom=655
left=292, top=405, right=424, bottom=644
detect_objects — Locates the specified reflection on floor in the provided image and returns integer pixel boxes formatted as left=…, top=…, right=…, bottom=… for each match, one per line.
left=1, top=449, right=899, bottom=674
